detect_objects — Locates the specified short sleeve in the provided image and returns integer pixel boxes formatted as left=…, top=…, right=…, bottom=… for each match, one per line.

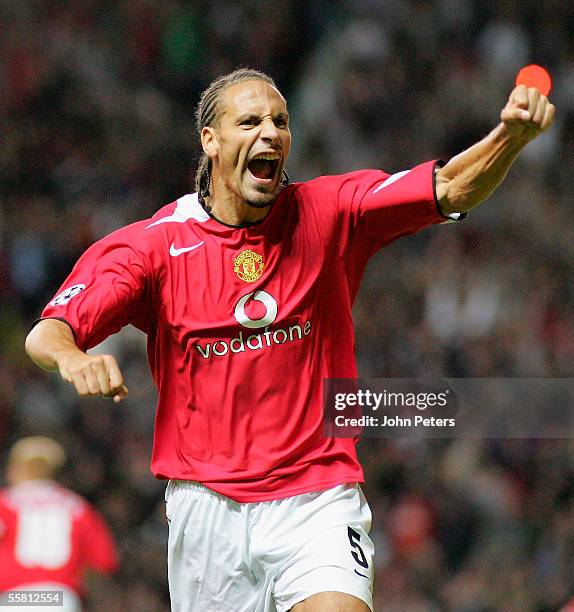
left=39, top=225, right=152, bottom=351
left=77, top=503, right=119, bottom=574
left=338, top=160, right=464, bottom=257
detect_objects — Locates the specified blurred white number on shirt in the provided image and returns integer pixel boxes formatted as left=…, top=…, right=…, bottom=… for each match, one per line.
left=16, top=507, right=72, bottom=568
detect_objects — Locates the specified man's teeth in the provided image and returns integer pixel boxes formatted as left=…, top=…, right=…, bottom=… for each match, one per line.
left=252, top=154, right=280, bottom=161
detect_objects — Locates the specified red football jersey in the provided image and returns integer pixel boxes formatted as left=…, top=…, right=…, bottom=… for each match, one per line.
left=0, top=481, right=118, bottom=592
left=41, top=162, right=449, bottom=502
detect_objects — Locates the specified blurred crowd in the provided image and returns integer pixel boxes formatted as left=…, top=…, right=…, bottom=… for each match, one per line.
left=1, top=1, right=573, bottom=610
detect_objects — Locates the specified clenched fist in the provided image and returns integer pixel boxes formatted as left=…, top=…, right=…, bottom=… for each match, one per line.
left=501, top=84, right=555, bottom=141
left=58, top=352, right=129, bottom=404
left=25, top=318, right=129, bottom=404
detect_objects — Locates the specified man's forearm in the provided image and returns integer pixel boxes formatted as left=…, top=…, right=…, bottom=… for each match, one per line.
left=25, top=319, right=84, bottom=371
left=436, top=123, right=529, bottom=214
left=436, top=84, right=554, bottom=214
left=26, top=319, right=128, bottom=401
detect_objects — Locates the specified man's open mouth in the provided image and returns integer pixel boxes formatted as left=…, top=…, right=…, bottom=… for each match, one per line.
left=247, top=154, right=280, bottom=181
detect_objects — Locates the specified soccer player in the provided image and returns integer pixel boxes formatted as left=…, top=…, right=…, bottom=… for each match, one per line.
left=25, top=68, right=554, bottom=611
left=0, top=437, right=118, bottom=611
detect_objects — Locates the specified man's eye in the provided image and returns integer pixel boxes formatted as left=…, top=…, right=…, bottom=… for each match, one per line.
left=240, top=119, right=257, bottom=127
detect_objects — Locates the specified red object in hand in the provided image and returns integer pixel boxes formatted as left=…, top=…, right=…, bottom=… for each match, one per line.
left=515, top=64, right=552, bottom=96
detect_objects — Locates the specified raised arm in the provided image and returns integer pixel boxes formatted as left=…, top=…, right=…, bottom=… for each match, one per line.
left=26, top=319, right=128, bottom=403
left=436, top=84, right=555, bottom=214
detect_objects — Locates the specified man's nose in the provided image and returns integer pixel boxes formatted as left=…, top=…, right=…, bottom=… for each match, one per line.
left=259, top=117, right=279, bottom=142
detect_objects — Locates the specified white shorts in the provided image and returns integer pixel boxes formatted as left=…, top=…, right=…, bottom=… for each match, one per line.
left=165, top=481, right=374, bottom=612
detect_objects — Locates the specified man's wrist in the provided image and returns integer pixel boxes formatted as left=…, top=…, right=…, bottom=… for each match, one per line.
left=54, top=346, right=86, bottom=370
left=496, top=121, right=536, bottom=148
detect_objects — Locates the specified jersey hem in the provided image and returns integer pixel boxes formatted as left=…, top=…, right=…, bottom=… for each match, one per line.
left=433, top=160, right=449, bottom=219
left=163, top=475, right=365, bottom=503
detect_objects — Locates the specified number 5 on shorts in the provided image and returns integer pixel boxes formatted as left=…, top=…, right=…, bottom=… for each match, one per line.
left=347, top=526, right=369, bottom=569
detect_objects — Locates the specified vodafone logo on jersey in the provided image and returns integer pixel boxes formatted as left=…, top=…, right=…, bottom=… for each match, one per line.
left=195, top=290, right=312, bottom=360
left=234, top=290, right=277, bottom=329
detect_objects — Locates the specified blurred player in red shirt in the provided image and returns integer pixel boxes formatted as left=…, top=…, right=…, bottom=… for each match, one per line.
left=25, top=68, right=553, bottom=611
left=0, top=437, right=118, bottom=611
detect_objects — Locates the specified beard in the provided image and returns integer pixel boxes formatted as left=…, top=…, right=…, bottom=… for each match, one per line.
left=246, top=198, right=274, bottom=209
left=245, top=178, right=284, bottom=208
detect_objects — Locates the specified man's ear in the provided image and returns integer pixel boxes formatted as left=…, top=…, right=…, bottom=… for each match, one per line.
left=201, top=126, right=218, bottom=159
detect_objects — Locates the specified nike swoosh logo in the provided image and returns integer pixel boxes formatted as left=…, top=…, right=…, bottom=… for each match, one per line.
left=169, top=241, right=204, bottom=256
left=354, top=569, right=369, bottom=578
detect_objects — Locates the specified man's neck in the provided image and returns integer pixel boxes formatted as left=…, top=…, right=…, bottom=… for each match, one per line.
left=203, top=191, right=271, bottom=227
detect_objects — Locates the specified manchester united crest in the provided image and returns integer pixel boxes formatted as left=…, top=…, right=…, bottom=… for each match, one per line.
left=234, top=250, right=264, bottom=282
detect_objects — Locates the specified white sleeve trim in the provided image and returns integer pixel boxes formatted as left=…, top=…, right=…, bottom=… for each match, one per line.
left=372, top=170, right=412, bottom=194
left=146, top=193, right=210, bottom=229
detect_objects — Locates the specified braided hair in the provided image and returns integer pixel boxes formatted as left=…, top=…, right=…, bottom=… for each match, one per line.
left=194, top=68, right=278, bottom=202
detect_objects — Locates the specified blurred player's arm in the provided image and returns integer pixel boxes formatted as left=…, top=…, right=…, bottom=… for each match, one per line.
left=79, top=500, right=120, bottom=606
left=436, top=84, right=555, bottom=214
left=25, top=319, right=128, bottom=403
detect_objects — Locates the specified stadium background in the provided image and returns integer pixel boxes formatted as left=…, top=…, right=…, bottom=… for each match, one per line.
left=1, top=1, right=573, bottom=609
